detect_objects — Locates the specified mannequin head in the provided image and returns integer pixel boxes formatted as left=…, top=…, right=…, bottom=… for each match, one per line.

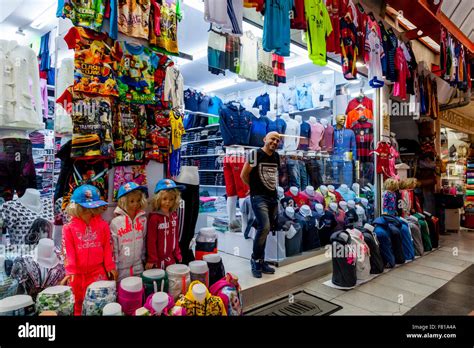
left=329, top=203, right=338, bottom=212
left=383, top=179, right=399, bottom=192
left=300, top=205, right=312, bottom=217
left=285, top=206, right=295, bottom=219
left=295, top=115, right=302, bottom=123
left=309, top=117, right=317, bottom=125
left=289, top=186, right=299, bottom=196
left=319, top=185, right=328, bottom=195
left=352, top=183, right=360, bottom=194
left=117, top=184, right=147, bottom=219
left=339, top=201, right=348, bottom=211
left=315, top=203, right=324, bottom=214
left=361, top=198, right=369, bottom=207
left=305, top=185, right=315, bottom=196
left=191, top=282, right=207, bottom=302
left=277, top=186, right=285, bottom=199
left=339, top=184, right=348, bottom=193
left=347, top=200, right=356, bottom=209
left=327, top=185, right=335, bottom=192
left=335, top=114, right=346, bottom=129
left=281, top=113, right=290, bottom=121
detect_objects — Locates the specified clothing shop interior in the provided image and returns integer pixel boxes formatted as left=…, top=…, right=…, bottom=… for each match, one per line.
left=0, top=0, right=473, bottom=318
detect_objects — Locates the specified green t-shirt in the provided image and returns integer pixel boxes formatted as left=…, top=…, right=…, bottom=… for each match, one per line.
left=304, top=0, right=333, bottom=66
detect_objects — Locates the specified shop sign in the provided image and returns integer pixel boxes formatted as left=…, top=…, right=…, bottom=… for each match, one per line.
left=440, top=110, right=474, bottom=134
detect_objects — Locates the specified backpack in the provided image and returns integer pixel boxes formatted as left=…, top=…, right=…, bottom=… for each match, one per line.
left=209, top=273, right=243, bottom=316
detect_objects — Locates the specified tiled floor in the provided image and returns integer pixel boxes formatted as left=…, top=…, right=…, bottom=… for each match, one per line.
left=299, top=230, right=474, bottom=316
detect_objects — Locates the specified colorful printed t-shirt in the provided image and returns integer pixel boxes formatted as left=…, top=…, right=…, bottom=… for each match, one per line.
left=146, top=107, right=171, bottom=162
left=56, top=88, right=114, bottom=158
left=113, top=164, right=147, bottom=201
left=117, top=0, right=151, bottom=39
left=114, top=41, right=158, bottom=104
left=304, top=0, right=333, bottom=66
left=170, top=109, right=185, bottom=151
left=113, top=103, right=148, bottom=163
left=64, top=26, right=118, bottom=96
left=150, top=0, right=179, bottom=55
left=57, top=0, right=117, bottom=36
left=352, top=120, right=373, bottom=163
left=346, top=108, right=373, bottom=129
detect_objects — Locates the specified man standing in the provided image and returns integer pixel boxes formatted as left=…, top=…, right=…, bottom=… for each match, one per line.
left=241, top=131, right=281, bottom=278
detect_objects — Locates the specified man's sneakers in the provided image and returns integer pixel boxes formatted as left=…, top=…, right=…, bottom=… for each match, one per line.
left=250, top=258, right=275, bottom=278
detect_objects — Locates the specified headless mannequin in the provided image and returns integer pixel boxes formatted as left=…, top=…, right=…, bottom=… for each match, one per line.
left=339, top=184, right=349, bottom=193
left=347, top=200, right=356, bottom=210
left=295, top=115, right=302, bottom=124
left=175, top=166, right=199, bottom=186
left=191, top=283, right=207, bottom=303
left=120, top=277, right=143, bottom=293
left=285, top=207, right=295, bottom=219
left=339, top=201, right=348, bottom=212
left=315, top=204, right=324, bottom=215
left=329, top=203, right=338, bottom=213
left=281, top=113, right=290, bottom=122
left=309, top=117, right=317, bottom=125
left=319, top=185, right=328, bottom=196
left=289, top=187, right=299, bottom=196
left=299, top=205, right=312, bottom=217
left=151, top=292, right=169, bottom=315
left=267, top=110, right=277, bottom=121
left=352, top=183, right=360, bottom=196
left=277, top=187, right=285, bottom=200
left=320, top=118, right=329, bottom=128
left=19, top=189, right=42, bottom=214
left=305, top=186, right=315, bottom=196
left=361, top=198, right=369, bottom=208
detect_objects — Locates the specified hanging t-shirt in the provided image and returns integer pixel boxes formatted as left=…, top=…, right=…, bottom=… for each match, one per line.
left=64, top=26, right=118, bottom=96
left=325, top=0, right=341, bottom=54
left=291, top=0, right=307, bottom=30
left=351, top=120, right=373, bottom=163
left=321, top=124, right=334, bottom=153
left=145, top=107, right=170, bottom=162
left=298, top=121, right=312, bottom=151
left=239, top=31, right=258, bottom=81
left=381, top=26, right=397, bottom=82
left=339, top=16, right=358, bottom=80
left=208, top=96, right=223, bottom=124
left=393, top=47, right=409, bottom=101
left=263, top=0, right=293, bottom=56
left=184, top=89, right=200, bottom=111
left=56, top=89, right=114, bottom=158
left=114, top=42, right=158, bottom=104
left=309, top=122, right=325, bottom=151
left=113, top=103, right=148, bottom=163
left=2, top=198, right=54, bottom=245
left=365, top=29, right=385, bottom=88
left=113, top=164, right=148, bottom=201
left=346, top=108, right=373, bottom=129
left=249, top=115, right=270, bottom=147
left=170, top=109, right=185, bottom=151
left=257, top=38, right=275, bottom=85
left=225, top=35, right=241, bottom=74
left=150, top=0, right=180, bottom=55
left=296, top=84, right=313, bottom=110
left=154, top=52, right=174, bottom=110
left=345, top=96, right=373, bottom=114
left=304, top=0, right=333, bottom=66
left=373, top=142, right=397, bottom=179
left=58, top=0, right=117, bottom=37
left=207, top=30, right=226, bottom=76
left=253, top=93, right=271, bottom=116
left=164, top=65, right=184, bottom=109
left=117, top=0, right=151, bottom=39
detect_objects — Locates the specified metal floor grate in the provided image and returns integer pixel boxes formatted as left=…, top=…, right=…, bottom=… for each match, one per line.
left=245, top=291, right=342, bottom=316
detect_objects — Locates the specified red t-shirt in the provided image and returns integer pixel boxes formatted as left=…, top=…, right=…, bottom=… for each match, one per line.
left=345, top=96, right=373, bottom=114
left=374, top=142, right=398, bottom=179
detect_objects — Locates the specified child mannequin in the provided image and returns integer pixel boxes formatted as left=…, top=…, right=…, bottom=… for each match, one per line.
left=62, top=185, right=117, bottom=316
left=146, top=179, right=184, bottom=270
left=110, top=182, right=148, bottom=281
left=382, top=179, right=399, bottom=216
left=398, top=179, right=412, bottom=218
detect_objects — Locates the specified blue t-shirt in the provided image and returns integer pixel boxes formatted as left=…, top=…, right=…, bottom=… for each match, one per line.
left=184, top=89, right=200, bottom=111
left=208, top=96, right=223, bottom=115
left=249, top=115, right=270, bottom=147
left=253, top=93, right=271, bottom=116
left=296, top=84, right=313, bottom=110
left=263, top=0, right=294, bottom=56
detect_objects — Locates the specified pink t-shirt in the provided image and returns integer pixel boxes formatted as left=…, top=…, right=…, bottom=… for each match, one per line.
left=309, top=122, right=325, bottom=151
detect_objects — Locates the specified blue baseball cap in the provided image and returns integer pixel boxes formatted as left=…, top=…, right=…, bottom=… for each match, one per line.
left=154, top=179, right=185, bottom=194
left=117, top=182, right=148, bottom=199
left=71, top=184, right=108, bottom=208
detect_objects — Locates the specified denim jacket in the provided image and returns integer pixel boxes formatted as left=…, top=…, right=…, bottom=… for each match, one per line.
left=219, top=103, right=253, bottom=145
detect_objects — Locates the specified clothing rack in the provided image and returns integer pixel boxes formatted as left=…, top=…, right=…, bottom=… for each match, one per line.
left=184, top=110, right=219, bottom=118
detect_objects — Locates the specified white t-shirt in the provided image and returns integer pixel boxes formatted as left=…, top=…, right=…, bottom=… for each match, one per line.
left=283, top=118, right=300, bottom=151
left=365, top=31, right=385, bottom=85
left=239, top=31, right=258, bottom=81
left=208, top=30, right=226, bottom=50
left=277, top=93, right=288, bottom=113
left=311, top=77, right=335, bottom=108
left=204, top=0, right=231, bottom=27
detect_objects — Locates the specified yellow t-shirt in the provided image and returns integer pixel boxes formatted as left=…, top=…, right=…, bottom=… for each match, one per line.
left=169, top=110, right=185, bottom=151
left=304, top=0, right=333, bottom=66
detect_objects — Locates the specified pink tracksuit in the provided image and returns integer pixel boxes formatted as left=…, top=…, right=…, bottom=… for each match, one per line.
left=63, top=215, right=116, bottom=315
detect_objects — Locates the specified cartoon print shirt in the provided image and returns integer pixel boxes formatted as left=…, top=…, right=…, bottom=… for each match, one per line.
left=113, top=103, right=148, bottom=163
left=169, top=109, right=185, bottom=151
left=146, top=107, right=171, bottom=162
left=150, top=0, right=180, bottom=55
left=112, top=165, right=148, bottom=201
left=114, top=41, right=159, bottom=104
left=64, top=26, right=118, bottom=96
left=58, top=0, right=117, bottom=36
left=117, top=0, right=151, bottom=39
left=56, top=88, right=114, bottom=158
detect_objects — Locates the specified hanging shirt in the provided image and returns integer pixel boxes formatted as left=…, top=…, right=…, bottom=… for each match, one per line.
left=184, top=89, right=200, bottom=111
left=170, top=109, right=185, bottom=151
left=253, top=93, right=271, bottom=116
left=304, top=0, right=333, bottom=65
left=339, top=16, right=358, bottom=80
left=381, top=27, right=398, bottom=82
left=164, top=65, right=184, bottom=109
left=257, top=38, right=275, bottom=85
left=346, top=107, right=373, bottom=129
left=321, top=124, right=334, bottom=153
left=56, top=88, right=114, bottom=158
left=208, top=96, right=223, bottom=124
left=291, top=0, right=307, bottom=30
left=309, top=122, right=325, bottom=151
left=57, top=0, right=118, bottom=38
left=207, top=30, right=226, bottom=76
left=298, top=121, right=312, bottom=150
left=248, top=115, right=270, bottom=147
left=263, top=0, right=293, bottom=56
left=150, top=0, right=180, bottom=55
left=64, top=27, right=118, bottom=97
left=225, top=34, right=241, bottom=74
left=345, top=96, right=373, bottom=114
left=351, top=120, right=373, bottom=163
left=114, top=42, right=159, bottom=104
left=365, top=29, right=385, bottom=88
left=393, top=47, right=409, bottom=101
left=373, top=142, right=398, bottom=179
left=145, top=107, right=171, bottom=162
left=117, top=0, right=151, bottom=39
left=325, top=0, right=341, bottom=54
left=239, top=31, right=259, bottom=81
left=296, top=84, right=313, bottom=110
left=153, top=52, right=174, bottom=110
left=272, top=53, right=286, bottom=85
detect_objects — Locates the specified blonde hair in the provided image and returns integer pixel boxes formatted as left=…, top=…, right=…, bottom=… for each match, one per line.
left=66, top=202, right=104, bottom=218
left=407, top=178, right=418, bottom=189
left=117, top=190, right=147, bottom=212
left=383, top=178, right=399, bottom=192
left=150, top=189, right=181, bottom=212
left=399, top=179, right=411, bottom=190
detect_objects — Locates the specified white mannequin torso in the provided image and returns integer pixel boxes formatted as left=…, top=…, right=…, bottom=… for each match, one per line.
left=299, top=205, right=312, bottom=217
left=289, top=187, right=299, bottom=196
left=295, top=115, right=302, bottom=124
left=192, top=283, right=207, bottom=302
left=329, top=203, right=338, bottom=213
left=19, top=189, right=42, bottom=213
left=315, top=204, right=324, bottom=215
left=320, top=118, right=329, bottom=128
left=305, top=186, right=315, bottom=196
left=308, top=117, right=317, bottom=125
left=339, top=201, right=348, bottom=212
left=175, top=166, right=199, bottom=186
left=285, top=207, right=295, bottom=219
left=151, top=292, right=169, bottom=314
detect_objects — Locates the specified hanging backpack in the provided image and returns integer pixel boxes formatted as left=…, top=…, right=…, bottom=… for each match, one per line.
left=361, top=228, right=385, bottom=274
left=209, top=273, right=243, bottom=316
left=330, top=230, right=357, bottom=288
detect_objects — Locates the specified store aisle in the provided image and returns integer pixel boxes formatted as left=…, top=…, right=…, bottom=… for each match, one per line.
left=300, top=231, right=474, bottom=315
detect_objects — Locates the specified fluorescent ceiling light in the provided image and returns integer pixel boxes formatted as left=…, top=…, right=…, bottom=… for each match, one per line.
left=349, top=79, right=360, bottom=84
left=202, top=77, right=247, bottom=93
left=30, top=2, right=57, bottom=29
left=322, top=69, right=334, bottom=75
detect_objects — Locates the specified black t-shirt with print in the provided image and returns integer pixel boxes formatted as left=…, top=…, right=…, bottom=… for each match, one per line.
left=248, top=149, right=280, bottom=198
